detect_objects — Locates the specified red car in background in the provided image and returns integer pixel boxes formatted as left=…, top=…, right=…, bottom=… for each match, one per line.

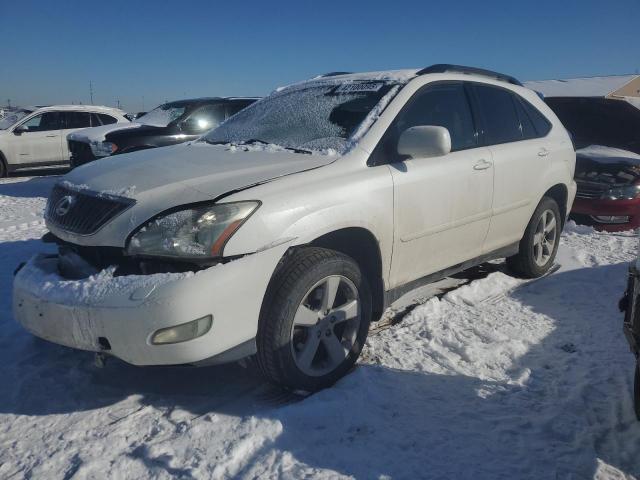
left=545, top=96, right=640, bottom=232
left=571, top=146, right=640, bottom=232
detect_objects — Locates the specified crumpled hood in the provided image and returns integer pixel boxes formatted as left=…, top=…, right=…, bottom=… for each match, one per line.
left=576, top=145, right=640, bottom=186
left=51, top=142, right=337, bottom=247
left=67, top=122, right=139, bottom=143
left=64, top=142, right=336, bottom=198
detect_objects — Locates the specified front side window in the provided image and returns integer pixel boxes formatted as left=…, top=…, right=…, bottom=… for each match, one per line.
left=136, top=104, right=187, bottom=127
left=181, top=104, right=226, bottom=133
left=21, top=112, right=63, bottom=132
left=472, top=84, right=523, bottom=145
left=370, top=82, right=477, bottom=165
left=204, top=81, right=399, bottom=154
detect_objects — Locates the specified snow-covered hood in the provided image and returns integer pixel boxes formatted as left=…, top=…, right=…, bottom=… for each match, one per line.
left=67, top=122, right=139, bottom=143
left=51, top=142, right=337, bottom=246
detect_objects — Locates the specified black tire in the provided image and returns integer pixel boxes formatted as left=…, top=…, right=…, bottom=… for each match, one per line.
left=256, top=247, right=372, bottom=392
left=635, top=362, right=640, bottom=421
left=0, top=154, right=7, bottom=178
left=507, top=196, right=561, bottom=278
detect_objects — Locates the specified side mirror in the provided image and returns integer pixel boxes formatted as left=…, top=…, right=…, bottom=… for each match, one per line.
left=397, top=125, right=452, bottom=159
left=13, top=125, right=27, bottom=135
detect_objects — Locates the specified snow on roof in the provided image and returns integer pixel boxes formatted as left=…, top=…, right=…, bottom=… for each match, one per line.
left=524, top=74, right=639, bottom=98
left=278, top=69, right=420, bottom=92
left=34, top=105, right=127, bottom=114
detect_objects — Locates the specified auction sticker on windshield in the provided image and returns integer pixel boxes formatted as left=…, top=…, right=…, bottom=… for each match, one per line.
left=332, top=82, right=385, bottom=94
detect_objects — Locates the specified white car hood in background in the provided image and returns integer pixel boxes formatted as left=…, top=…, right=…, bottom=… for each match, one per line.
left=67, top=122, right=140, bottom=143
left=52, top=142, right=337, bottom=246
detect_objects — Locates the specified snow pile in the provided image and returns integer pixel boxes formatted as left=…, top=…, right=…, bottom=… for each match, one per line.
left=16, top=254, right=193, bottom=307
left=1, top=176, right=640, bottom=478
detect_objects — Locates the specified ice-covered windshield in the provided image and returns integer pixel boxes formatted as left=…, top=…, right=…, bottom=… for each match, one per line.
left=136, top=104, right=186, bottom=127
left=204, top=81, right=399, bottom=153
left=0, top=109, right=33, bottom=130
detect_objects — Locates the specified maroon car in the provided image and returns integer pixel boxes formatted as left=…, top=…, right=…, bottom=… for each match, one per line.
left=571, top=145, right=640, bottom=232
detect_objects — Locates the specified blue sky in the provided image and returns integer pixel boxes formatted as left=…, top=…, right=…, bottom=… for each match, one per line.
left=1, top=0, right=638, bottom=112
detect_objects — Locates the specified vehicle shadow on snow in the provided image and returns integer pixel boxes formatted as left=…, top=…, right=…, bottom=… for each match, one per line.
left=0, top=175, right=58, bottom=198
left=1, top=240, right=639, bottom=477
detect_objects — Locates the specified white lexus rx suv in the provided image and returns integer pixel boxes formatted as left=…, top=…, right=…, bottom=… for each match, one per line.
left=13, top=65, right=576, bottom=391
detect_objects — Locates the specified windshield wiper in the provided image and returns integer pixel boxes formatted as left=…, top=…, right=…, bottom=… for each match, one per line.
left=204, top=138, right=312, bottom=155
left=241, top=139, right=313, bottom=155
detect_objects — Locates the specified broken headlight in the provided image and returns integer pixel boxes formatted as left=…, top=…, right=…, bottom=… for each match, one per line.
left=602, top=185, right=640, bottom=201
left=127, top=201, right=259, bottom=259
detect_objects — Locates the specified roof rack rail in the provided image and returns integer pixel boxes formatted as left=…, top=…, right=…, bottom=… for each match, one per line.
left=417, top=64, right=523, bottom=86
left=319, top=71, right=352, bottom=78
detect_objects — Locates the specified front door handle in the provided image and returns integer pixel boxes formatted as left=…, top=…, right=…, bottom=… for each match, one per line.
left=473, top=159, right=492, bottom=170
left=45, top=135, right=58, bottom=138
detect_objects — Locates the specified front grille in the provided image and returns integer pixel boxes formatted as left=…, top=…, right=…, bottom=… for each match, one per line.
left=45, top=184, right=135, bottom=235
left=575, top=181, right=607, bottom=200
left=68, top=140, right=96, bottom=167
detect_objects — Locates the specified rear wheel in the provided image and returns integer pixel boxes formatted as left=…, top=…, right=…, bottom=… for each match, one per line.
left=0, top=154, right=7, bottom=178
left=507, top=196, right=561, bottom=278
left=256, top=247, right=372, bottom=392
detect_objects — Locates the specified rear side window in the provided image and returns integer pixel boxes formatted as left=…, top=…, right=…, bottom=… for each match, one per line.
left=518, top=98, right=551, bottom=137
left=97, top=113, right=118, bottom=125
left=513, top=99, right=537, bottom=139
left=64, top=112, right=92, bottom=129
left=472, top=84, right=522, bottom=145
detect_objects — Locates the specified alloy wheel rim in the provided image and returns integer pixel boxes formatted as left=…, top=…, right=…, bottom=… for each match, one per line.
left=290, top=275, right=361, bottom=377
left=533, top=209, right=557, bottom=267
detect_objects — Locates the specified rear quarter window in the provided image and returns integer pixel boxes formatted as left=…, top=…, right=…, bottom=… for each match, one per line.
left=97, top=114, right=118, bottom=125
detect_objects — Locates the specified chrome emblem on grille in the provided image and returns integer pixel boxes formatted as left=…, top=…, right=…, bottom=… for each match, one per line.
left=54, top=195, right=75, bottom=216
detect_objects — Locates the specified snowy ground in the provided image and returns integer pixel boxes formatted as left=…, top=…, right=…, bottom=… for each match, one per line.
left=0, top=175, right=639, bottom=479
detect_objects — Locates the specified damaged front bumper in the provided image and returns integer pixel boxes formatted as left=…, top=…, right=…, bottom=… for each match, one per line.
left=13, top=243, right=289, bottom=366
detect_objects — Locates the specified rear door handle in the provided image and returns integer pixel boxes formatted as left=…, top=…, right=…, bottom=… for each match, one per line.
left=473, top=159, right=492, bottom=170
left=538, top=148, right=550, bottom=157
left=45, top=134, right=58, bottom=138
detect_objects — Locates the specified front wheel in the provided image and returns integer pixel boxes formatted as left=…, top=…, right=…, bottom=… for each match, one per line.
left=256, top=247, right=372, bottom=392
left=507, top=196, right=561, bottom=278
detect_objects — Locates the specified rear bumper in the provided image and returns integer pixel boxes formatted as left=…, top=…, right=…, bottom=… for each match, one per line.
left=570, top=197, right=640, bottom=232
left=13, top=244, right=288, bottom=366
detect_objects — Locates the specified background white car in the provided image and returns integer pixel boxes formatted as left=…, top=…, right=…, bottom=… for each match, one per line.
left=0, top=105, right=129, bottom=176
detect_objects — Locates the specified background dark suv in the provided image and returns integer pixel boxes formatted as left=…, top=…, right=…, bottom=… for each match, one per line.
left=68, top=97, right=258, bottom=168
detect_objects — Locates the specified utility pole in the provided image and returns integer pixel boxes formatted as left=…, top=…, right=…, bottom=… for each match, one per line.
left=116, top=99, right=121, bottom=109
left=89, top=81, right=94, bottom=105
left=6, top=99, right=10, bottom=108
